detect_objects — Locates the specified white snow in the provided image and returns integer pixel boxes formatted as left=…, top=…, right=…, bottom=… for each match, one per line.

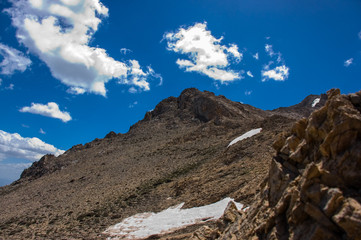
left=312, top=98, right=320, bottom=107
left=228, top=128, right=262, bottom=147
left=103, top=197, right=244, bottom=239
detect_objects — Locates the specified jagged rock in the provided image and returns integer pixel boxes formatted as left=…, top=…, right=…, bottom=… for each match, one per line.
left=221, top=201, right=240, bottom=224
left=322, top=188, right=344, bottom=217
left=201, top=89, right=361, bottom=240
left=19, top=154, right=56, bottom=181
left=105, top=131, right=117, bottom=138
left=191, top=226, right=220, bottom=240
left=333, top=198, right=361, bottom=240
left=142, top=88, right=267, bottom=125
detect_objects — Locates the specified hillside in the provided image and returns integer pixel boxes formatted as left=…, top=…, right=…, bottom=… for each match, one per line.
left=0, top=88, right=325, bottom=239
left=188, top=89, right=361, bottom=240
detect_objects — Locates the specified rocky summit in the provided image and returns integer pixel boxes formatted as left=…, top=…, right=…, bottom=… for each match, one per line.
left=1, top=87, right=359, bottom=240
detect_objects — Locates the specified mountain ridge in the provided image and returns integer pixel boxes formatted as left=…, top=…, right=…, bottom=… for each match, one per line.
left=0, top=88, right=328, bottom=239
left=15, top=88, right=324, bottom=185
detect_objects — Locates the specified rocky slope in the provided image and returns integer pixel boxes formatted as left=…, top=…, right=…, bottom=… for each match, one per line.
left=0, top=88, right=325, bottom=239
left=191, top=89, right=361, bottom=240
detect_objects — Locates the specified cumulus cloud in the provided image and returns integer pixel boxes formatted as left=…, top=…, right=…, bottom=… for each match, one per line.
left=165, top=22, right=242, bottom=82
left=20, top=102, right=72, bottom=122
left=261, top=42, right=289, bottom=82
left=0, top=130, right=64, bottom=162
left=262, top=65, right=289, bottom=82
left=6, top=0, right=157, bottom=96
left=246, top=71, right=254, bottom=78
left=0, top=43, right=31, bottom=75
left=344, top=58, right=353, bottom=67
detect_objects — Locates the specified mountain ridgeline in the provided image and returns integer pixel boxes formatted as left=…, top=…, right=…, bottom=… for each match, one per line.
left=1, top=88, right=359, bottom=240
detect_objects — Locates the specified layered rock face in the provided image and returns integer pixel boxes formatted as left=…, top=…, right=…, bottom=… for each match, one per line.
left=202, top=89, right=361, bottom=240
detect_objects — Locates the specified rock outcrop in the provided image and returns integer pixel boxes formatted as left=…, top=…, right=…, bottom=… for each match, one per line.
left=204, top=89, right=361, bottom=240
left=143, top=88, right=267, bottom=124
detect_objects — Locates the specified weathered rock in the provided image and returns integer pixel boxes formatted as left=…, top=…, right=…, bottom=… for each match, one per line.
left=200, top=89, right=361, bottom=240
left=191, top=226, right=220, bottom=240
left=333, top=198, right=361, bottom=240
left=221, top=201, right=240, bottom=224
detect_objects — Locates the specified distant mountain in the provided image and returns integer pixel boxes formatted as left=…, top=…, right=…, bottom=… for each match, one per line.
left=0, top=88, right=328, bottom=239
left=270, top=93, right=328, bottom=119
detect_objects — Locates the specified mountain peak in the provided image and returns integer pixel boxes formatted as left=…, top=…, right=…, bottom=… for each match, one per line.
left=271, top=92, right=328, bottom=119
left=144, top=87, right=266, bottom=123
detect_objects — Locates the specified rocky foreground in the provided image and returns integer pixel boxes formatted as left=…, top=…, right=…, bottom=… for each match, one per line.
left=189, top=89, right=361, bottom=240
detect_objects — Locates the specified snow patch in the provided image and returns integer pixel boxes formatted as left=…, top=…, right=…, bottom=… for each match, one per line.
left=228, top=128, right=262, bottom=147
left=312, top=98, right=320, bottom=108
left=103, top=197, right=244, bottom=239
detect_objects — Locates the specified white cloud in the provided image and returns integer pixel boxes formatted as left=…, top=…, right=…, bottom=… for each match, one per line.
left=227, top=44, right=242, bottom=61
left=359, top=31, right=361, bottom=40
left=29, top=0, right=43, bottom=9
left=246, top=71, right=254, bottom=78
left=120, top=48, right=132, bottom=55
left=6, top=0, right=156, bottom=96
left=5, top=83, right=14, bottom=90
left=262, top=43, right=289, bottom=82
left=39, top=128, right=46, bottom=134
left=344, top=58, right=353, bottom=67
left=265, top=44, right=274, bottom=56
left=253, top=52, right=259, bottom=60
left=128, top=101, right=138, bottom=108
left=147, top=66, right=163, bottom=86
left=165, top=22, right=242, bottom=82
left=67, top=87, right=86, bottom=95
left=265, top=44, right=283, bottom=63
left=128, top=87, right=137, bottom=94
left=245, top=90, right=252, bottom=96
left=0, top=78, right=2, bottom=86
left=262, top=65, right=289, bottom=82
left=0, top=130, right=64, bottom=162
left=20, top=102, right=72, bottom=122
left=0, top=43, right=31, bottom=75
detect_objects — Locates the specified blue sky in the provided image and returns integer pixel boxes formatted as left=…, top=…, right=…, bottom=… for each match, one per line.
left=0, top=0, right=360, bottom=186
